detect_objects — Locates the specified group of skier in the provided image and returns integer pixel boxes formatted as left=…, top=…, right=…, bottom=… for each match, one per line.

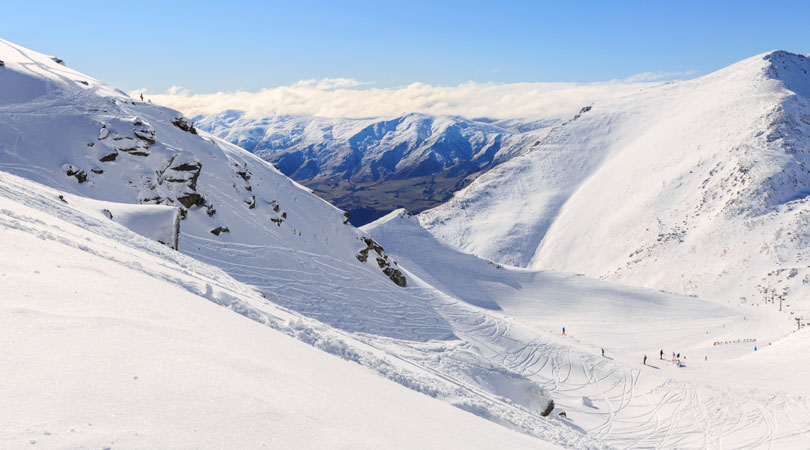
left=642, top=349, right=686, bottom=365
left=564, top=327, right=691, bottom=367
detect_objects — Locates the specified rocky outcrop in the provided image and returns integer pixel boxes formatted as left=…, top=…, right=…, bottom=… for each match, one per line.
left=176, top=192, right=205, bottom=209
left=171, top=116, right=197, bottom=134
left=210, top=226, right=230, bottom=236
left=99, top=151, right=118, bottom=162
left=63, top=165, right=87, bottom=184
left=356, top=237, right=407, bottom=287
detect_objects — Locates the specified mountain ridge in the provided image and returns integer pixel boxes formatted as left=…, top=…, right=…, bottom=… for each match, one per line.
left=419, top=49, right=810, bottom=313
left=195, top=111, right=558, bottom=224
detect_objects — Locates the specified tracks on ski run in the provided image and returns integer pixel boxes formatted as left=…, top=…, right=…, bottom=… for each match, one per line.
left=172, top=212, right=810, bottom=449
left=357, top=287, right=810, bottom=449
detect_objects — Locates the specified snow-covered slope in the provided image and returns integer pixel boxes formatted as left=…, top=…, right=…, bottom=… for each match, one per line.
left=0, top=172, right=554, bottom=450
left=0, top=38, right=600, bottom=448
left=7, top=37, right=810, bottom=448
left=365, top=208, right=810, bottom=449
left=420, top=51, right=810, bottom=314
left=0, top=37, right=432, bottom=341
left=196, top=111, right=556, bottom=224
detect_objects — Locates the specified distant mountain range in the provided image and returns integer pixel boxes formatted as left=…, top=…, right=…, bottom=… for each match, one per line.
left=195, top=112, right=557, bottom=224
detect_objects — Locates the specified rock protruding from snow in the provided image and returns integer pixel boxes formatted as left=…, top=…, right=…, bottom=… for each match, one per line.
left=357, top=236, right=407, bottom=287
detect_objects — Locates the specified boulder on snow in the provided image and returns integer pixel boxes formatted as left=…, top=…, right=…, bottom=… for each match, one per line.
left=63, top=165, right=87, bottom=184
left=210, top=226, right=230, bottom=236
left=176, top=192, right=205, bottom=209
left=172, top=116, right=197, bottom=134
left=98, top=151, right=118, bottom=162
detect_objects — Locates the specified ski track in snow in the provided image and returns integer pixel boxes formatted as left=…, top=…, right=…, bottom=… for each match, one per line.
left=3, top=39, right=810, bottom=449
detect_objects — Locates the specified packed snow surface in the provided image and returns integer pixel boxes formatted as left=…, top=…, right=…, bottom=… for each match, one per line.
left=0, top=172, right=552, bottom=450
left=365, top=209, right=810, bottom=449
left=3, top=37, right=810, bottom=449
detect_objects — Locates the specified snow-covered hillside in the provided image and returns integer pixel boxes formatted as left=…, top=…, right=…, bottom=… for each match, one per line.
left=196, top=111, right=556, bottom=224
left=0, top=38, right=597, bottom=448
left=365, top=209, right=810, bottom=449
left=0, top=37, right=420, bottom=339
left=5, top=36, right=810, bottom=449
left=421, top=50, right=810, bottom=315
left=0, top=171, right=553, bottom=450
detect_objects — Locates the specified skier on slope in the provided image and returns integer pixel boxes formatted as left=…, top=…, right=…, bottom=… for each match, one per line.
left=601, top=348, right=605, bottom=357
left=660, top=349, right=664, bottom=359
left=643, top=355, right=647, bottom=365
left=562, top=327, right=566, bottom=336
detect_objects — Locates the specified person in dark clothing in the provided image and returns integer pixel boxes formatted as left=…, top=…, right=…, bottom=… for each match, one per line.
left=643, top=355, right=647, bottom=365
left=601, top=348, right=605, bottom=357
left=676, top=353, right=680, bottom=359
left=660, top=349, right=664, bottom=359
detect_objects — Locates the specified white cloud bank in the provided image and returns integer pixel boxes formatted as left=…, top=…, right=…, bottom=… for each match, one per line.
left=133, top=73, right=688, bottom=120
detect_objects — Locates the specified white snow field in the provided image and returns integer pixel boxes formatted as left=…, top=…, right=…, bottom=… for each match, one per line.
left=3, top=37, right=810, bottom=449
left=0, top=38, right=591, bottom=448
left=364, top=209, right=810, bottom=449
left=420, top=51, right=810, bottom=318
left=0, top=172, right=552, bottom=450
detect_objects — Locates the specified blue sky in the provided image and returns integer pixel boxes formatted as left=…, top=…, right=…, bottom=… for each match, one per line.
left=5, top=1, right=809, bottom=93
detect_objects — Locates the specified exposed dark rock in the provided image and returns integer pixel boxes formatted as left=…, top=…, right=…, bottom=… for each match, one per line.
left=64, top=166, right=87, bottom=183
left=133, top=128, right=156, bottom=144
left=99, top=151, right=118, bottom=162
left=270, top=218, right=283, bottom=226
left=87, top=142, right=94, bottom=147
left=382, top=266, right=407, bottom=287
left=356, top=237, right=384, bottom=263
left=245, top=195, right=256, bottom=209
left=91, top=168, right=103, bottom=174
left=172, top=116, right=197, bottom=134
left=171, top=162, right=202, bottom=172
left=236, top=167, right=251, bottom=182
left=281, top=212, right=287, bottom=219
left=210, top=226, right=230, bottom=236
left=205, top=204, right=216, bottom=217
left=129, top=150, right=150, bottom=157
left=102, top=209, right=113, bottom=219
left=50, top=56, right=65, bottom=65
left=343, top=211, right=350, bottom=224
left=140, top=196, right=163, bottom=204
left=177, top=193, right=205, bottom=208
left=541, top=400, right=555, bottom=417
left=356, top=237, right=406, bottom=286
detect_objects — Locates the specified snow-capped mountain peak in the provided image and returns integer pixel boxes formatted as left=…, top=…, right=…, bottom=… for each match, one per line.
left=419, top=50, right=810, bottom=315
